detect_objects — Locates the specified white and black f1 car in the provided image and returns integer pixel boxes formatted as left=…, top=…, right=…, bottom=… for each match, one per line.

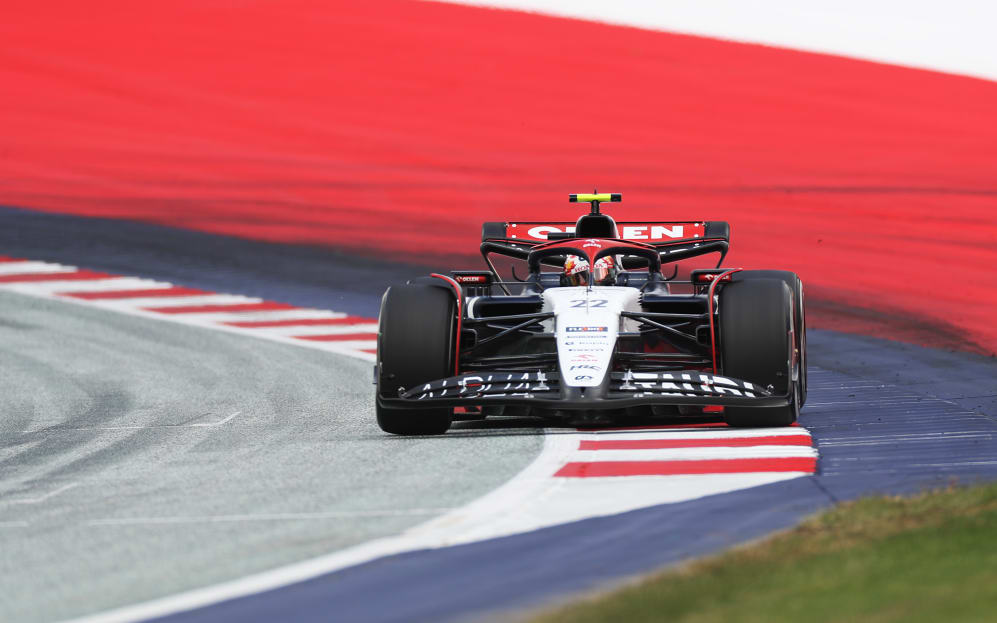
left=375, top=193, right=806, bottom=435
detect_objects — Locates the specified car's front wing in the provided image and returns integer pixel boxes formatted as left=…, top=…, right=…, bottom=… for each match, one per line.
left=380, top=370, right=792, bottom=410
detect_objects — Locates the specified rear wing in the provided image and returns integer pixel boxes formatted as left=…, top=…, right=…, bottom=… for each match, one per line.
left=480, top=220, right=731, bottom=287
left=482, top=221, right=730, bottom=245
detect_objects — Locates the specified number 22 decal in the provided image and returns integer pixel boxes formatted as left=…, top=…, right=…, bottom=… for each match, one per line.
left=570, top=299, right=608, bottom=308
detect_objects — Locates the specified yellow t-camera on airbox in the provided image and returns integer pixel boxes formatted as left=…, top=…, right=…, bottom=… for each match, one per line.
left=568, top=193, right=621, bottom=204
left=569, top=192, right=621, bottom=216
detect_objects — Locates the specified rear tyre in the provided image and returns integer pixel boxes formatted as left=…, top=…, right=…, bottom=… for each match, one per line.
left=376, top=284, right=455, bottom=435
left=733, top=270, right=807, bottom=406
left=719, top=278, right=799, bottom=427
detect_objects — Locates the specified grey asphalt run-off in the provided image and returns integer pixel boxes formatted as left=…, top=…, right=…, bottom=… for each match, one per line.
left=0, top=292, right=544, bottom=622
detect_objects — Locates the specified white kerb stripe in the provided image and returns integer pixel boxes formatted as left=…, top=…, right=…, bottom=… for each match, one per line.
left=153, top=309, right=350, bottom=324
left=254, top=323, right=379, bottom=337
left=578, top=428, right=811, bottom=441
left=0, top=261, right=78, bottom=275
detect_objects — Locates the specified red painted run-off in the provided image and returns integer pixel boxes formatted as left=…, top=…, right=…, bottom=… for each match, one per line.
left=1, top=1, right=995, bottom=352
left=67, top=286, right=211, bottom=300
left=556, top=457, right=818, bottom=478
left=0, top=270, right=115, bottom=283
left=145, top=302, right=296, bottom=314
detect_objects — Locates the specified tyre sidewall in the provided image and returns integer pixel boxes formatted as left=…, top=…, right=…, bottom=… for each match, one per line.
left=732, top=270, right=806, bottom=406
left=375, top=284, right=456, bottom=434
left=719, top=278, right=799, bottom=427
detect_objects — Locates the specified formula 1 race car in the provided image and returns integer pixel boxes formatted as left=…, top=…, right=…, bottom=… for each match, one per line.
left=375, top=193, right=806, bottom=435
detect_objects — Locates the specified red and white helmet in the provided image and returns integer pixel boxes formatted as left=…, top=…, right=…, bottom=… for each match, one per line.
left=563, top=255, right=618, bottom=286
left=563, top=254, right=590, bottom=286
left=592, top=255, right=618, bottom=285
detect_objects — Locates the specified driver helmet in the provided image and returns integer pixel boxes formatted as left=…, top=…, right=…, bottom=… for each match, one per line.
left=592, top=255, right=618, bottom=286
left=563, top=254, right=590, bottom=286
left=563, top=255, right=618, bottom=286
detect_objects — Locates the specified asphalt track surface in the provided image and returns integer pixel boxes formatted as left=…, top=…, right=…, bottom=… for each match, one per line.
left=1, top=209, right=995, bottom=622
left=0, top=292, right=542, bottom=622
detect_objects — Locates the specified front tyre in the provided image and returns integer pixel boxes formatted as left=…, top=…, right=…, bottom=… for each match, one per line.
left=732, top=270, right=807, bottom=406
left=375, top=284, right=455, bottom=435
left=719, top=278, right=800, bottom=427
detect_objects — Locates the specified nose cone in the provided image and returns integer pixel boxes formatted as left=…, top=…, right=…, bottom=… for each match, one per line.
left=544, top=286, right=636, bottom=389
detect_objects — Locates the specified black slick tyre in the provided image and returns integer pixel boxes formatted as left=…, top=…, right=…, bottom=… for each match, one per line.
left=376, top=284, right=455, bottom=435
left=732, top=270, right=807, bottom=406
left=718, top=278, right=800, bottom=427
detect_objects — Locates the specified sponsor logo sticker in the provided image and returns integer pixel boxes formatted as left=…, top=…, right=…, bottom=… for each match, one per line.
left=454, top=274, right=490, bottom=284
left=566, top=326, right=608, bottom=333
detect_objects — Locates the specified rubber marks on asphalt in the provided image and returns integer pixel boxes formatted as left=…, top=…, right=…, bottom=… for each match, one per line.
left=0, top=257, right=377, bottom=361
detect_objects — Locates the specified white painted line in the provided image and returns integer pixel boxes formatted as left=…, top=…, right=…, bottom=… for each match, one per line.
left=0, top=261, right=77, bottom=275
left=0, top=276, right=126, bottom=292
left=191, top=411, right=242, bottom=428
left=85, top=508, right=457, bottom=526
left=7, top=482, right=79, bottom=505
left=569, top=445, right=818, bottom=461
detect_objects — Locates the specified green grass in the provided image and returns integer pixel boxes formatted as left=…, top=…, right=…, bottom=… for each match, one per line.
left=534, top=482, right=997, bottom=623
